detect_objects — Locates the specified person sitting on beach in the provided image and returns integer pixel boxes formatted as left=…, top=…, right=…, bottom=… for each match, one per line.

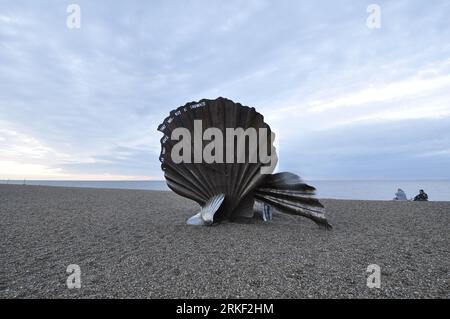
left=393, top=188, right=407, bottom=201
left=413, top=189, right=428, bottom=201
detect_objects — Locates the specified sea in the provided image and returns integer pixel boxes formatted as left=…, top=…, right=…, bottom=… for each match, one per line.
left=1, top=179, right=449, bottom=201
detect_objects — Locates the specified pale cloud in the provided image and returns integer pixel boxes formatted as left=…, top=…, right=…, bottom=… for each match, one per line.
left=263, top=57, right=450, bottom=140
left=0, top=14, right=14, bottom=23
left=310, top=103, right=450, bottom=131
left=0, top=160, right=153, bottom=180
left=0, top=124, right=156, bottom=180
left=268, top=59, right=450, bottom=117
left=0, top=161, right=65, bottom=179
left=417, top=149, right=450, bottom=157
left=345, top=105, right=450, bottom=123
left=0, top=123, right=95, bottom=165
left=0, top=122, right=155, bottom=180
left=309, top=73, right=450, bottom=112
left=219, top=0, right=268, bottom=32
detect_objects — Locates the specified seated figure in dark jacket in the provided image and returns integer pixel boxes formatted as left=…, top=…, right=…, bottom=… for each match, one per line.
left=413, top=189, right=428, bottom=201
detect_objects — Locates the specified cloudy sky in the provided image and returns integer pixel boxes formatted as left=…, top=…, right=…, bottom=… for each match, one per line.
left=1, top=0, right=449, bottom=180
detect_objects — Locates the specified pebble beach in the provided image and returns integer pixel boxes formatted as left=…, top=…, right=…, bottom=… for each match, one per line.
left=0, top=185, right=448, bottom=298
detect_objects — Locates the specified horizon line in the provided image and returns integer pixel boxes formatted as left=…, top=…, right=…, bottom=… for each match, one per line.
left=2, top=178, right=450, bottom=182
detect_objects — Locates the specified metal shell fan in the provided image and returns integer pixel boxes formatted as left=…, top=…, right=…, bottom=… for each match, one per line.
left=158, top=97, right=331, bottom=229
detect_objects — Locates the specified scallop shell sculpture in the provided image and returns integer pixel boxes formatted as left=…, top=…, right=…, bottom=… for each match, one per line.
left=158, top=97, right=331, bottom=229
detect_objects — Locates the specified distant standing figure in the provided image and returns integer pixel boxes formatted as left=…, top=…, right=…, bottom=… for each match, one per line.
left=394, top=188, right=407, bottom=201
left=414, top=189, right=428, bottom=201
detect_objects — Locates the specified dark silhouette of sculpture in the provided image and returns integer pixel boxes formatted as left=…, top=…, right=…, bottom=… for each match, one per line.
left=158, top=97, right=331, bottom=228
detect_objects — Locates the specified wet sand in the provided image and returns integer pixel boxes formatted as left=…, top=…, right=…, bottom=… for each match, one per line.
left=0, top=185, right=448, bottom=298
